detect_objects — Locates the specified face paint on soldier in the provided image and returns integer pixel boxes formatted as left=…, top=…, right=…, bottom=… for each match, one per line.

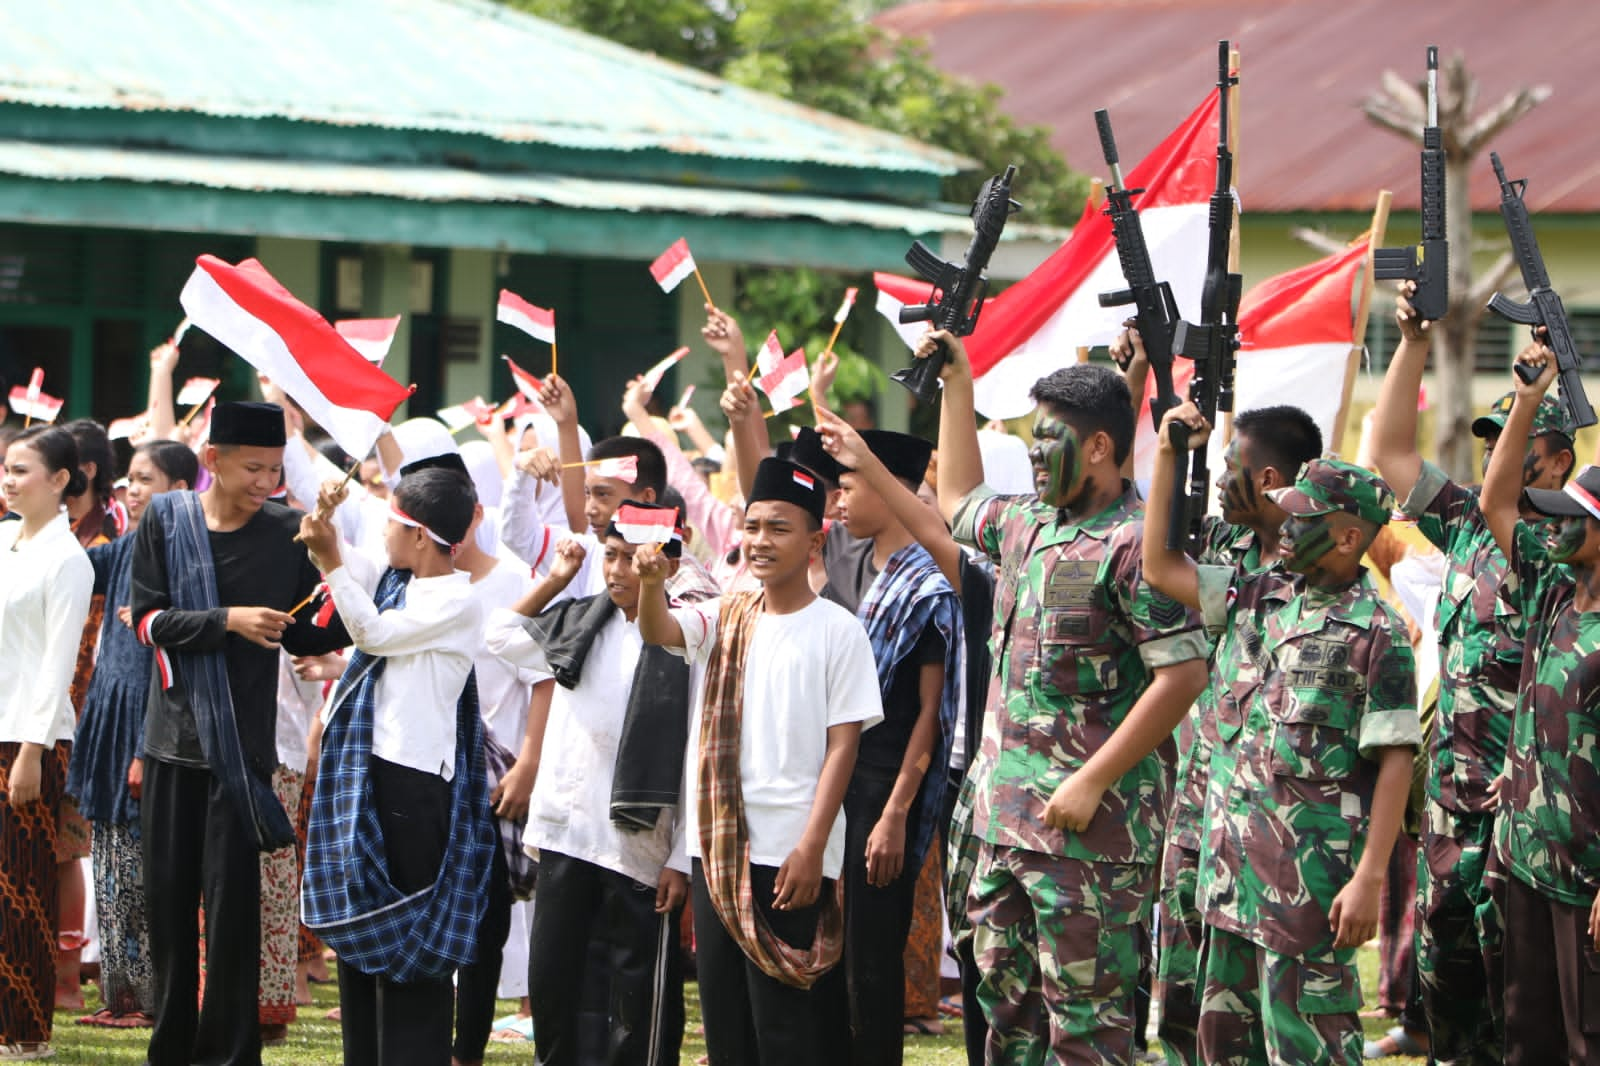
left=1279, top=513, right=1338, bottom=574
left=1523, top=449, right=1548, bottom=490
left=1030, top=414, right=1082, bottom=509
left=1547, top=515, right=1591, bottom=564
left=1216, top=439, right=1258, bottom=523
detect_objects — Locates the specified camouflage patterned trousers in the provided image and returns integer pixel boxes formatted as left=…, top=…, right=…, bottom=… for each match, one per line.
left=1197, top=926, right=1363, bottom=1066
left=1416, top=801, right=1502, bottom=1065
left=967, top=842, right=1152, bottom=1066
left=1155, top=839, right=1202, bottom=1066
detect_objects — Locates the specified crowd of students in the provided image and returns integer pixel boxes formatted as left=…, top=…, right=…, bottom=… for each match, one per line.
left=0, top=283, right=1595, bottom=1066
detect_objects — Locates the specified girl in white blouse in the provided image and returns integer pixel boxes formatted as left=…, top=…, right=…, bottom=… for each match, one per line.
left=0, top=424, right=95, bottom=1060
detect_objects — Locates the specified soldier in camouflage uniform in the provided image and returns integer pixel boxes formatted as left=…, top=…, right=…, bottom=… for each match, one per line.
left=1477, top=348, right=1600, bottom=1064
left=921, top=331, right=1209, bottom=1065
left=1148, top=402, right=1325, bottom=1066
left=1145, top=412, right=1421, bottom=1066
left=1370, top=287, right=1576, bottom=1063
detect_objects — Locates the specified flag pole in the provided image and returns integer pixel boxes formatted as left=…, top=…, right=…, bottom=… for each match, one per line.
left=288, top=588, right=320, bottom=616
left=551, top=339, right=558, bottom=381
left=694, top=269, right=716, bottom=313
left=1333, top=189, right=1392, bottom=454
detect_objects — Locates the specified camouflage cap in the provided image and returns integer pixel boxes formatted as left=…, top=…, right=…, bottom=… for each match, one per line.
left=1267, top=457, right=1394, bottom=527
left=1471, top=391, right=1574, bottom=439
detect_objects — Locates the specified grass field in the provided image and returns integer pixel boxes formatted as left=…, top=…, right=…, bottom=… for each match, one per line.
left=44, top=945, right=1419, bottom=1064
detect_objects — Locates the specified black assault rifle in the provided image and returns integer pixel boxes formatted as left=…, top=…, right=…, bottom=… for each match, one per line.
left=1373, top=46, right=1448, bottom=321
left=1169, top=41, right=1241, bottom=555
left=893, top=165, right=1022, bottom=405
left=1489, top=152, right=1597, bottom=429
left=1095, top=109, right=1182, bottom=435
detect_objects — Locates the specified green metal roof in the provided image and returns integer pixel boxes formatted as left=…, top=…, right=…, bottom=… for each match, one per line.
left=0, top=0, right=968, bottom=179
left=0, top=138, right=986, bottom=272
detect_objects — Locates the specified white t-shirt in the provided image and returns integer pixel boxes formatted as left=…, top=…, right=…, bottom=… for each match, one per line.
left=485, top=607, right=683, bottom=887
left=671, top=595, right=882, bottom=880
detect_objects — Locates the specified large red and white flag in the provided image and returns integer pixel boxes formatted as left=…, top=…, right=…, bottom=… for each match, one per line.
left=497, top=291, right=555, bottom=344
left=649, top=238, right=697, bottom=294
left=179, top=256, right=412, bottom=459
left=757, top=348, right=810, bottom=411
left=876, top=90, right=1220, bottom=420
left=1129, top=240, right=1370, bottom=482
left=335, top=317, right=402, bottom=364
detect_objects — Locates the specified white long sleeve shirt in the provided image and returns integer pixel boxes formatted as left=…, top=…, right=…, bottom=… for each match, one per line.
left=0, top=512, right=94, bottom=746
left=485, top=606, right=692, bottom=887
left=324, top=548, right=482, bottom=780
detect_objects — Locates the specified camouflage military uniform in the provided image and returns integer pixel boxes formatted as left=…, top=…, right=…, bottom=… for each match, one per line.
left=1399, top=460, right=1527, bottom=1062
left=1195, top=460, right=1421, bottom=1065
left=1491, top=514, right=1600, bottom=1060
left=1157, top=518, right=1263, bottom=1066
left=950, top=481, right=1207, bottom=1066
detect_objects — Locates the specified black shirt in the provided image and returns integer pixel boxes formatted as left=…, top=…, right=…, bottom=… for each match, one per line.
left=130, top=499, right=346, bottom=779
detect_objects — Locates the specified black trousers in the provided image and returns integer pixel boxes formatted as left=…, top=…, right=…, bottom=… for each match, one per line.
left=1500, top=872, right=1600, bottom=1065
left=818, top=769, right=920, bottom=1066
left=336, top=758, right=455, bottom=1066
left=453, top=842, right=513, bottom=1062
left=142, top=758, right=263, bottom=1066
left=691, top=859, right=841, bottom=1066
left=527, top=850, right=684, bottom=1066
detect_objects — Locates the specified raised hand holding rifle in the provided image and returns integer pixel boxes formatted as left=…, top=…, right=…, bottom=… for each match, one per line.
left=1168, top=40, right=1242, bottom=554
left=1488, top=152, right=1597, bottom=429
left=1373, top=47, right=1448, bottom=322
left=892, top=165, right=1022, bottom=404
left=1095, top=109, right=1182, bottom=435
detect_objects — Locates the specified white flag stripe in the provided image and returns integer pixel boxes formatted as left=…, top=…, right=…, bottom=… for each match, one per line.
left=971, top=203, right=1210, bottom=420
left=613, top=519, right=679, bottom=545
left=498, top=304, right=555, bottom=344
left=874, top=289, right=934, bottom=351
left=179, top=268, right=391, bottom=459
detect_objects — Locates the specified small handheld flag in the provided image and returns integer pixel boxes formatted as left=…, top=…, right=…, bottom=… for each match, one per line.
left=649, top=238, right=715, bottom=309
left=563, top=455, right=639, bottom=483
left=108, top=412, right=151, bottom=442
left=756, top=330, right=785, bottom=378
left=334, top=317, right=402, bottom=365
left=10, top=368, right=62, bottom=426
left=502, top=354, right=545, bottom=403
left=675, top=384, right=696, bottom=412
left=177, top=377, right=221, bottom=407
left=612, top=502, right=682, bottom=546
left=755, top=348, right=810, bottom=412
left=498, top=290, right=557, bottom=376
left=823, top=285, right=859, bottom=356
left=641, top=347, right=690, bottom=392
left=495, top=392, right=545, bottom=421
left=438, top=397, right=496, bottom=433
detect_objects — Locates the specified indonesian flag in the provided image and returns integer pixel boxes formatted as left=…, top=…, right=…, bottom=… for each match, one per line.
left=495, top=392, right=544, bottom=421
left=9, top=368, right=62, bottom=423
left=176, top=376, right=220, bottom=407
left=757, top=348, right=810, bottom=411
left=642, top=347, right=690, bottom=392
left=612, top=502, right=682, bottom=546
left=498, top=291, right=555, bottom=344
left=675, top=384, right=696, bottom=411
left=502, top=354, right=544, bottom=402
left=179, top=257, right=412, bottom=460
left=875, top=90, right=1220, bottom=420
left=833, top=287, right=859, bottom=325
left=649, top=238, right=696, bottom=293
left=1129, top=240, right=1371, bottom=483
left=593, top=455, right=639, bottom=483
left=437, top=397, right=496, bottom=431
left=756, top=331, right=785, bottom=378
left=873, top=282, right=936, bottom=349
left=107, top=412, right=151, bottom=442
left=334, top=317, right=402, bottom=365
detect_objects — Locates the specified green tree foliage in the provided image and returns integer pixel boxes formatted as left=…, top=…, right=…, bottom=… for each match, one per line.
left=505, top=0, right=1086, bottom=408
